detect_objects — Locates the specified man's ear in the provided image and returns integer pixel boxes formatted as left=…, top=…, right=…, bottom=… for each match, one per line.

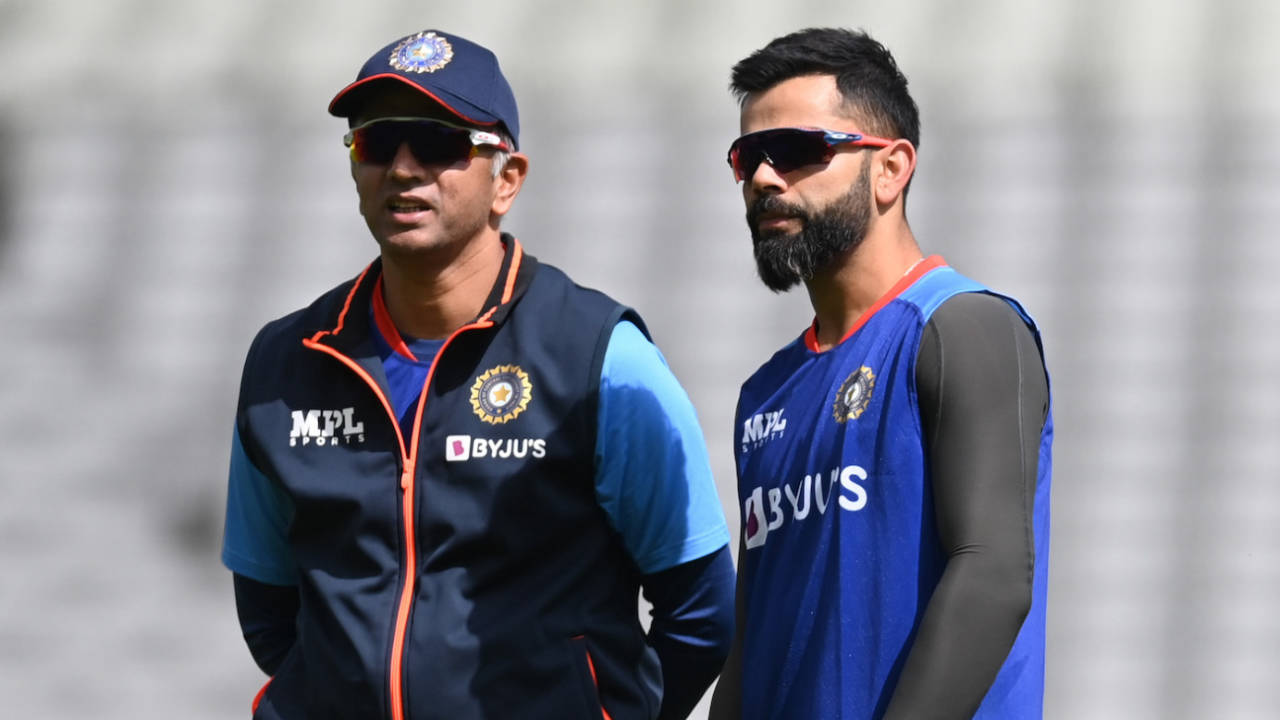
left=873, top=139, right=916, bottom=208
left=491, top=152, right=529, bottom=218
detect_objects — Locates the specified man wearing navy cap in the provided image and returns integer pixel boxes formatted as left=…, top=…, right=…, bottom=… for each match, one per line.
left=221, top=29, right=734, bottom=720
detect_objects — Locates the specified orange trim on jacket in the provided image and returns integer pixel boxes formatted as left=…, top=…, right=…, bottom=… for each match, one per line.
left=581, top=639, right=615, bottom=720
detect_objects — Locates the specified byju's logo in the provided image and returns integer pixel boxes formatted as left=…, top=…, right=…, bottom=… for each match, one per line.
left=445, top=435, right=472, bottom=462
left=289, top=408, right=366, bottom=447
left=444, top=434, right=546, bottom=462
left=741, top=409, right=787, bottom=452
left=743, top=464, right=868, bottom=549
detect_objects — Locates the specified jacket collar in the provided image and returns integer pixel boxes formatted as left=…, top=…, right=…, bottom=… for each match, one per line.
left=309, top=234, right=537, bottom=352
left=477, top=234, right=536, bottom=325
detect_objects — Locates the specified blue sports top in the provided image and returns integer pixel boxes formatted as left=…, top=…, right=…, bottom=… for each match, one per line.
left=223, top=312, right=729, bottom=586
left=733, top=258, right=1053, bottom=719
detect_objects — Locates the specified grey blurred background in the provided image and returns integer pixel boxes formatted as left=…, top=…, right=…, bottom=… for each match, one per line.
left=1, top=0, right=1277, bottom=718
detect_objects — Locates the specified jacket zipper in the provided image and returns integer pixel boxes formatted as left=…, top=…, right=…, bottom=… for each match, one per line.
left=304, top=317, right=494, bottom=720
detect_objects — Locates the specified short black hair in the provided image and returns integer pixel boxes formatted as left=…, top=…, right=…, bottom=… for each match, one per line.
left=730, top=28, right=920, bottom=151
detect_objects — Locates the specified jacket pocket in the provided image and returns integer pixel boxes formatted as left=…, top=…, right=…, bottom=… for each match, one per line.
left=251, top=677, right=272, bottom=717
left=569, top=635, right=612, bottom=720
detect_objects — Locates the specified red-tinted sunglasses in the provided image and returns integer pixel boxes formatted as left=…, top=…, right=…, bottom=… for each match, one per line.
left=343, top=117, right=510, bottom=166
left=727, top=127, right=893, bottom=182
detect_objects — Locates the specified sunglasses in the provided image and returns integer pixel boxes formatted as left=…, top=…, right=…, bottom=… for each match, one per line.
left=727, top=127, right=894, bottom=182
left=343, top=117, right=510, bottom=166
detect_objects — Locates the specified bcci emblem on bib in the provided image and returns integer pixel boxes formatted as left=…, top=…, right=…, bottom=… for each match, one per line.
left=470, top=365, right=532, bottom=424
left=833, top=366, right=876, bottom=423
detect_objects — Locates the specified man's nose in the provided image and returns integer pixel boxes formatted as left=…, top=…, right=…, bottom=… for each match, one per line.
left=746, top=156, right=787, bottom=197
left=387, top=142, right=427, bottom=179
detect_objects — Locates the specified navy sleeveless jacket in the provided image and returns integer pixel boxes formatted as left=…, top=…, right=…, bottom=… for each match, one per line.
left=236, top=238, right=661, bottom=720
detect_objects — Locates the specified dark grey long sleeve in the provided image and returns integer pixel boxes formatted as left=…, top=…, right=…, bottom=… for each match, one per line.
left=880, top=291, right=1049, bottom=719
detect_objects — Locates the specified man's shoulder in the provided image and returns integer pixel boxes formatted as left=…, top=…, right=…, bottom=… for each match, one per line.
left=924, top=291, right=1045, bottom=366
left=248, top=267, right=370, bottom=354
left=520, top=258, right=640, bottom=327
left=527, top=259, right=617, bottom=304
left=896, top=264, right=989, bottom=318
left=931, top=291, right=1028, bottom=325
left=739, top=332, right=810, bottom=397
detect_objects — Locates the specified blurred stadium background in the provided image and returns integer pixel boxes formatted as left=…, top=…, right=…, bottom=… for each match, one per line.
left=1, top=0, right=1277, bottom=717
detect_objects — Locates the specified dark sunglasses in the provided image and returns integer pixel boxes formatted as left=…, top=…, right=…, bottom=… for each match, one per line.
left=727, top=127, right=893, bottom=182
left=343, top=117, right=510, bottom=166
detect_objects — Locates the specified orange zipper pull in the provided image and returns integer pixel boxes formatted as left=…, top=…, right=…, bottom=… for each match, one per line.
left=400, top=466, right=412, bottom=490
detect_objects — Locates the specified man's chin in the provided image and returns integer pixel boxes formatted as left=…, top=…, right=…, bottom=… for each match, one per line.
left=750, top=227, right=799, bottom=250
left=757, top=271, right=802, bottom=293
left=753, top=256, right=804, bottom=293
left=378, top=230, right=441, bottom=253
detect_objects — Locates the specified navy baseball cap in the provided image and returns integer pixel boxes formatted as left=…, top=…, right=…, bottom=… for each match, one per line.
left=329, top=30, right=520, bottom=148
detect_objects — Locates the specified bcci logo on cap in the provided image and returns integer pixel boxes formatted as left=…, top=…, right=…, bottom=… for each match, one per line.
left=833, top=365, right=876, bottom=423
left=470, top=365, right=532, bottom=425
left=390, top=31, right=453, bottom=73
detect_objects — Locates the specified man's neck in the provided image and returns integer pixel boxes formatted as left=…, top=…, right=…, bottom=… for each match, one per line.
left=804, top=227, right=923, bottom=352
left=379, top=234, right=507, bottom=340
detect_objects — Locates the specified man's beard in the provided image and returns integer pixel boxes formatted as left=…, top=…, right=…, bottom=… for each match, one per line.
left=746, top=161, right=872, bottom=292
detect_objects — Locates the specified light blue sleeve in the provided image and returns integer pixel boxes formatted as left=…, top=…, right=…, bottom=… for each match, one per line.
left=221, top=425, right=299, bottom=586
left=595, top=320, right=731, bottom=575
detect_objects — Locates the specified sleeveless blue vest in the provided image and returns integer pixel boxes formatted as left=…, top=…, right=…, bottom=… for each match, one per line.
left=734, top=259, right=1053, bottom=719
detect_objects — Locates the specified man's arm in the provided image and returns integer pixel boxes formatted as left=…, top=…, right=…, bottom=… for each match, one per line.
left=881, top=292, right=1049, bottom=719
left=223, top=423, right=300, bottom=674
left=595, top=320, right=736, bottom=718
left=643, top=545, right=737, bottom=720
left=233, top=573, right=300, bottom=675
left=706, top=537, right=746, bottom=720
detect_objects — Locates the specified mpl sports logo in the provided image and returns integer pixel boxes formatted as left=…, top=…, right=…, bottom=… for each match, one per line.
left=445, top=434, right=546, bottom=462
left=743, top=464, right=868, bottom=549
left=289, top=408, right=366, bottom=447
left=741, top=408, right=787, bottom=453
